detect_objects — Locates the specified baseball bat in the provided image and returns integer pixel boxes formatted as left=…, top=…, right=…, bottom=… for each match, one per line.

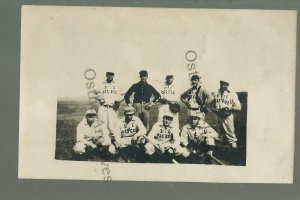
left=208, top=154, right=225, bottom=165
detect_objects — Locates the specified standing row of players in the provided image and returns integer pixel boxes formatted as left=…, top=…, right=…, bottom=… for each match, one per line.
left=72, top=70, right=241, bottom=163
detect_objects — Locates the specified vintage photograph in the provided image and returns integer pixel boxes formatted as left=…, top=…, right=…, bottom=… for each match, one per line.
left=55, top=69, right=247, bottom=166
left=19, top=6, right=295, bottom=182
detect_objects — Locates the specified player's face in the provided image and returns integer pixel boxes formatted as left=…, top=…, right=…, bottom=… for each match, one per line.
left=140, top=76, right=148, bottom=83
left=125, top=114, right=134, bottom=122
left=106, top=74, right=114, bottom=82
left=166, top=77, right=173, bottom=85
left=191, top=79, right=199, bottom=87
left=163, top=116, right=173, bottom=126
left=220, top=84, right=228, bottom=92
left=189, top=116, right=199, bottom=126
left=86, top=115, right=96, bottom=124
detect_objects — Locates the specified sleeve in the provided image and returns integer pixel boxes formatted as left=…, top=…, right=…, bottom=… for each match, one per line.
left=151, top=85, right=161, bottom=103
left=180, top=126, right=189, bottom=147
left=203, top=88, right=214, bottom=105
left=180, top=89, right=190, bottom=102
left=114, top=121, right=122, bottom=143
left=172, top=127, right=181, bottom=146
left=135, top=118, right=147, bottom=137
left=231, top=93, right=241, bottom=111
left=147, top=123, right=159, bottom=140
left=76, top=123, right=84, bottom=142
left=124, top=84, right=135, bottom=104
left=207, top=127, right=220, bottom=140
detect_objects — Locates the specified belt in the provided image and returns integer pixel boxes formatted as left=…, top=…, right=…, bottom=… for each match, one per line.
left=133, top=101, right=150, bottom=104
left=190, top=107, right=200, bottom=111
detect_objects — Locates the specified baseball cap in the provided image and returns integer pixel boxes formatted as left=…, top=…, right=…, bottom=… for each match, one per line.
left=220, top=80, right=229, bottom=86
left=106, top=72, right=114, bottom=76
left=191, top=74, right=200, bottom=81
left=189, top=110, right=204, bottom=119
left=85, top=109, right=97, bottom=116
left=166, top=75, right=174, bottom=79
left=139, top=70, right=148, bottom=77
left=124, top=106, right=135, bottom=115
left=163, top=112, right=174, bottom=120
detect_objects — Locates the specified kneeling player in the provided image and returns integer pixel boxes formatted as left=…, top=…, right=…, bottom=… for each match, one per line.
left=109, top=106, right=147, bottom=162
left=72, top=110, right=112, bottom=160
left=180, top=111, right=219, bottom=163
left=144, top=113, right=183, bottom=163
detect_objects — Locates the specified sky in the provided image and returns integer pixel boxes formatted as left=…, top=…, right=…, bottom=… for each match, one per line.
left=21, top=7, right=296, bottom=99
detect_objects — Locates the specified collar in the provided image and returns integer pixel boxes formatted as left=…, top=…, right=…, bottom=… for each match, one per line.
left=158, top=121, right=174, bottom=128
left=219, top=89, right=230, bottom=93
left=138, top=81, right=148, bottom=85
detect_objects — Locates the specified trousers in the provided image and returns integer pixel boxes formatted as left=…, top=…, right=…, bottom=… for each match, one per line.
left=134, top=103, right=150, bottom=130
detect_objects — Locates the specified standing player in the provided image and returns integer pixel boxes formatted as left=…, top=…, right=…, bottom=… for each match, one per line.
left=213, top=80, right=241, bottom=148
left=109, top=106, right=147, bottom=162
left=124, top=70, right=161, bottom=130
left=180, top=110, right=219, bottom=163
left=144, top=113, right=183, bottom=162
left=157, top=75, right=180, bottom=129
left=94, top=72, right=123, bottom=139
left=72, top=110, right=112, bottom=160
left=180, top=75, right=214, bottom=118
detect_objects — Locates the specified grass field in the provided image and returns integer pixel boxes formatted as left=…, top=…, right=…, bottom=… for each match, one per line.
left=55, top=93, right=247, bottom=165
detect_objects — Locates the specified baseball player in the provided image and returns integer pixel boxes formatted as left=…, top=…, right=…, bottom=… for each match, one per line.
left=180, top=75, right=214, bottom=118
left=180, top=110, right=220, bottom=163
left=72, top=110, right=112, bottom=160
left=157, top=75, right=180, bottom=129
left=144, top=112, right=183, bottom=162
left=212, top=80, right=241, bottom=148
left=124, top=70, right=161, bottom=130
left=94, top=72, right=123, bottom=138
left=109, top=106, right=147, bottom=162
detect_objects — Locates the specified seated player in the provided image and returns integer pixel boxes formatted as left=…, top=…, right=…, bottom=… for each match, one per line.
left=180, top=110, right=220, bottom=163
left=157, top=102, right=180, bottom=129
left=72, top=109, right=112, bottom=160
left=108, top=106, right=147, bottom=162
left=144, top=112, right=183, bottom=163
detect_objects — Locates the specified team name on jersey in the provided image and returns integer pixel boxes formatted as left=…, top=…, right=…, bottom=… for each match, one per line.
left=161, top=86, right=175, bottom=95
left=155, top=128, right=172, bottom=140
left=215, top=94, right=233, bottom=106
left=102, top=85, right=118, bottom=95
left=121, top=122, right=137, bottom=137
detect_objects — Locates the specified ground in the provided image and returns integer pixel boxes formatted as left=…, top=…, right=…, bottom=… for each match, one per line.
left=55, top=92, right=247, bottom=165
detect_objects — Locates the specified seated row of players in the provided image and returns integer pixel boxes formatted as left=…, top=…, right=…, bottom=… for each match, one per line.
left=73, top=106, right=219, bottom=163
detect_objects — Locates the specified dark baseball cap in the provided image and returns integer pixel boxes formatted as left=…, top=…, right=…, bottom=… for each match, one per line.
left=166, top=75, right=174, bottom=79
left=191, top=75, right=200, bottom=81
left=106, top=72, right=114, bottom=76
left=220, top=80, right=229, bottom=86
left=139, top=70, right=148, bottom=77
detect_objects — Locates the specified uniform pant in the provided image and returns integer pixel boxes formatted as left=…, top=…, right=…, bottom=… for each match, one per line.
left=219, top=114, right=237, bottom=144
left=144, top=142, right=183, bottom=156
left=73, top=135, right=112, bottom=155
left=181, top=137, right=215, bottom=158
left=134, top=103, right=150, bottom=130
left=97, top=105, right=119, bottom=137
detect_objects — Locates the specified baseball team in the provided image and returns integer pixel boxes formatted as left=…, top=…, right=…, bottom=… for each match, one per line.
left=72, top=70, right=241, bottom=164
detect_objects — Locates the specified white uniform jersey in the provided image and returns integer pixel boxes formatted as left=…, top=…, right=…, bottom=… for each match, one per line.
left=117, top=116, right=147, bottom=138
left=97, top=81, right=123, bottom=106
left=214, top=90, right=241, bottom=110
left=181, top=121, right=219, bottom=146
left=160, top=83, right=179, bottom=102
left=148, top=122, right=180, bottom=145
left=76, top=118, right=109, bottom=142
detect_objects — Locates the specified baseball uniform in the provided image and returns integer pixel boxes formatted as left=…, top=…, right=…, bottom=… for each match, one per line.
left=96, top=80, right=123, bottom=137
left=214, top=89, right=241, bottom=144
left=73, top=117, right=111, bottom=155
left=181, top=120, right=219, bottom=157
left=145, top=121, right=183, bottom=156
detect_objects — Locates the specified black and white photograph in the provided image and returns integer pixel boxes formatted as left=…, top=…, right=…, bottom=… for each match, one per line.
left=19, top=6, right=295, bottom=182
